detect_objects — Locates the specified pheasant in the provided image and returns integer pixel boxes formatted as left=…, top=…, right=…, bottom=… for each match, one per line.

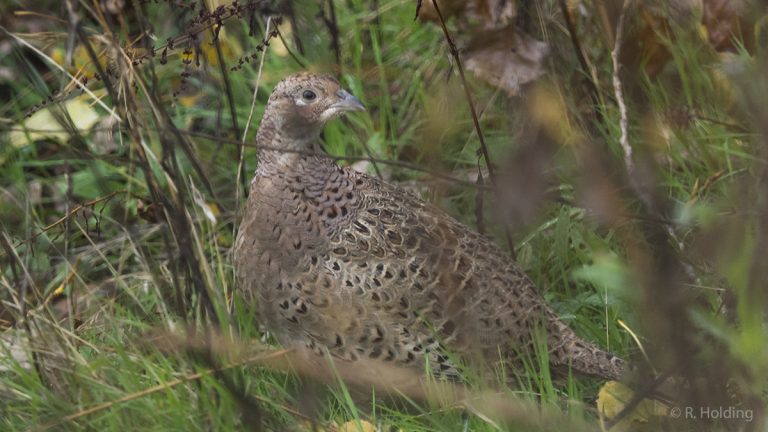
left=234, top=72, right=626, bottom=382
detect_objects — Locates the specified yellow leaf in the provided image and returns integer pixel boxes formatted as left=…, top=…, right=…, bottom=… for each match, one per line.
left=297, top=419, right=386, bottom=432
left=207, top=202, right=221, bottom=216
left=337, top=420, right=377, bottom=432
left=51, top=257, right=80, bottom=301
left=597, top=381, right=669, bottom=430
left=9, top=96, right=101, bottom=149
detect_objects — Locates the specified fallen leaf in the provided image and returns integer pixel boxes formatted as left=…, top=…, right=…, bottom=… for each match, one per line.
left=416, top=0, right=467, bottom=22
left=417, top=0, right=548, bottom=95
left=9, top=96, right=101, bottom=149
left=597, top=381, right=670, bottom=430
left=337, top=420, right=377, bottom=432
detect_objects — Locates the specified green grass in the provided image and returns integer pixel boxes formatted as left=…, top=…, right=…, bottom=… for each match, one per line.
left=1, top=0, right=767, bottom=430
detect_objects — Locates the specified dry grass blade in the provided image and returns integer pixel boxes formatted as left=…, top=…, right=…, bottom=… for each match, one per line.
left=238, top=16, right=274, bottom=204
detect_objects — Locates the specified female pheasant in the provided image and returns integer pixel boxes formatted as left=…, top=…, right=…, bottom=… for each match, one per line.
left=234, top=72, right=626, bottom=382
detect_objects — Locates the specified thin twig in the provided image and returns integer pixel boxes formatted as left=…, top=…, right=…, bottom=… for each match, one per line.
left=557, top=0, right=604, bottom=124
left=190, top=130, right=492, bottom=190
left=603, top=370, right=675, bottom=430
left=428, top=0, right=516, bottom=257
left=149, top=1, right=267, bottom=55
left=275, top=25, right=306, bottom=68
left=10, top=191, right=126, bottom=248
left=428, top=0, right=496, bottom=183
left=611, top=0, right=634, bottom=177
left=5, top=122, right=491, bottom=191
left=475, top=162, right=486, bottom=234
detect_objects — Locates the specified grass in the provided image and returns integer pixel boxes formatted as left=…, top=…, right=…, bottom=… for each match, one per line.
left=1, top=0, right=767, bottom=430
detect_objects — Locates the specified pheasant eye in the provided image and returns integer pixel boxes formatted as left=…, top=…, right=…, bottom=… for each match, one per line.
left=302, top=90, right=317, bottom=101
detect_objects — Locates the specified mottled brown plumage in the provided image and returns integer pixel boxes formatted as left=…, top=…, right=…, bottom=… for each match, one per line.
left=234, top=73, right=625, bottom=382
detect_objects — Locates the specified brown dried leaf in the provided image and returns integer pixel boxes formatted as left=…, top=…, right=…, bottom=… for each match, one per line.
left=417, top=0, right=547, bottom=94
left=416, top=0, right=466, bottom=22
left=464, top=27, right=549, bottom=97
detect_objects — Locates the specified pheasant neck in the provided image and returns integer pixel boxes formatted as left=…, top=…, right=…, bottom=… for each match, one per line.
left=255, top=113, right=329, bottom=170
left=255, top=130, right=337, bottom=187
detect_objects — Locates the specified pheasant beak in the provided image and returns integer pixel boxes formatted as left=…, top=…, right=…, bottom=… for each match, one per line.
left=332, top=89, right=366, bottom=112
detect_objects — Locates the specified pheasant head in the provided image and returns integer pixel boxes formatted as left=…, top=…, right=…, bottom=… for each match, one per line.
left=256, top=73, right=365, bottom=153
